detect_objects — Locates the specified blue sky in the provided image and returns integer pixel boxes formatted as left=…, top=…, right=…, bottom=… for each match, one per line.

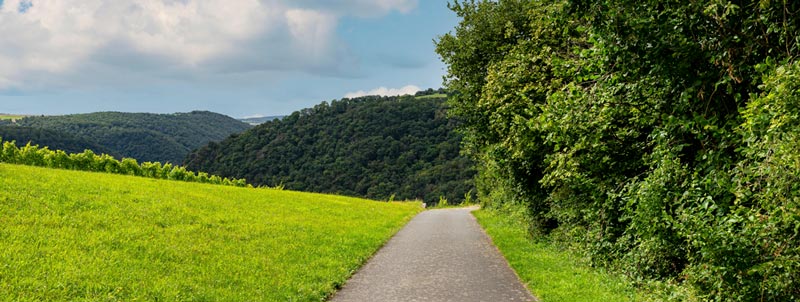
left=0, top=0, right=458, bottom=118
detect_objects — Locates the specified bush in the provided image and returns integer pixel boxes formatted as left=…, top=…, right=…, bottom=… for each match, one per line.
left=0, top=138, right=249, bottom=188
left=436, top=0, right=800, bottom=300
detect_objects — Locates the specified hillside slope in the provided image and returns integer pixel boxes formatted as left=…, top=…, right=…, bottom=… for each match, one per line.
left=13, top=111, right=251, bottom=163
left=0, top=163, right=420, bottom=301
left=0, top=126, right=118, bottom=156
left=185, top=93, right=475, bottom=204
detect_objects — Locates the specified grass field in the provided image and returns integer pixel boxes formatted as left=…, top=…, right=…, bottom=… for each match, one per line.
left=0, top=115, right=25, bottom=121
left=414, top=93, right=447, bottom=99
left=0, top=163, right=422, bottom=301
left=474, top=209, right=641, bottom=302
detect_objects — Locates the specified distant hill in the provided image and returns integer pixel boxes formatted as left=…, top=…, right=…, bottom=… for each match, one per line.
left=13, top=111, right=251, bottom=163
left=0, top=126, right=118, bottom=156
left=239, top=115, right=285, bottom=125
left=186, top=92, right=475, bottom=204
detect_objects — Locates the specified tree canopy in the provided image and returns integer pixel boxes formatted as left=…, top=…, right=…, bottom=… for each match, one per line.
left=436, top=0, right=799, bottom=300
left=11, top=111, right=251, bottom=163
left=186, top=91, right=475, bottom=204
left=0, top=126, right=118, bottom=157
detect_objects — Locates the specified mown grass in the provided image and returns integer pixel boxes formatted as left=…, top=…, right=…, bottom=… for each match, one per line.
left=0, top=163, right=422, bottom=301
left=0, top=115, right=25, bottom=121
left=414, top=93, right=447, bottom=99
left=473, top=209, right=641, bottom=302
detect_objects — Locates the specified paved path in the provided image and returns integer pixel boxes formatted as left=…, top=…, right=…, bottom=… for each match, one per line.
left=329, top=207, right=536, bottom=302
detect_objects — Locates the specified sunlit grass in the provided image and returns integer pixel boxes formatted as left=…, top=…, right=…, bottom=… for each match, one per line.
left=414, top=93, right=447, bottom=99
left=0, top=163, right=421, bottom=301
left=473, top=209, right=641, bottom=302
left=0, top=115, right=25, bottom=120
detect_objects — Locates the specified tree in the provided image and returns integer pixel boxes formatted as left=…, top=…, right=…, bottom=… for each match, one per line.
left=185, top=93, right=476, bottom=204
left=436, top=0, right=800, bottom=300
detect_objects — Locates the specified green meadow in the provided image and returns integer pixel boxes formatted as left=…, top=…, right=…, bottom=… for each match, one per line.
left=474, top=209, right=641, bottom=302
left=414, top=93, right=447, bottom=99
left=0, top=115, right=25, bottom=121
left=0, top=163, right=421, bottom=301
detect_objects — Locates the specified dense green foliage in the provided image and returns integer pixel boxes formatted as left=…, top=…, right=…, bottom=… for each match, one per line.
left=437, top=0, right=799, bottom=300
left=0, top=138, right=248, bottom=187
left=13, top=111, right=251, bottom=163
left=186, top=91, right=475, bottom=204
left=0, top=126, right=117, bottom=156
left=0, top=163, right=421, bottom=301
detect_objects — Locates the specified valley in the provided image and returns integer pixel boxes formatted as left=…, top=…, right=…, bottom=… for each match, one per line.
left=1, top=111, right=251, bottom=164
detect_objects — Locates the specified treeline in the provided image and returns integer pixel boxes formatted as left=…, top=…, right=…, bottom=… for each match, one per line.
left=10, top=111, right=251, bottom=163
left=437, top=1, right=798, bottom=301
left=0, top=138, right=249, bottom=187
left=0, top=126, right=118, bottom=156
left=186, top=90, right=475, bottom=204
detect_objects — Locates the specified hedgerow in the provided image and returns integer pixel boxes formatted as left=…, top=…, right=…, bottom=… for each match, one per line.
left=436, top=0, right=799, bottom=300
left=0, top=138, right=249, bottom=187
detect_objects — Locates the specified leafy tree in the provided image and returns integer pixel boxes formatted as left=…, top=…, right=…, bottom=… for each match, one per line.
left=0, top=126, right=117, bottom=156
left=186, top=92, right=476, bottom=204
left=10, top=111, right=251, bottom=163
left=436, top=0, right=800, bottom=300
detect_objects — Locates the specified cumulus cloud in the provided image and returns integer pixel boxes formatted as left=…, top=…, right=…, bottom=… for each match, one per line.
left=344, top=85, right=420, bottom=98
left=285, top=9, right=337, bottom=62
left=117, top=0, right=276, bottom=65
left=0, top=0, right=418, bottom=90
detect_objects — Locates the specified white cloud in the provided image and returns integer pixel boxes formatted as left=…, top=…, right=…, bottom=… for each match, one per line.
left=0, top=0, right=419, bottom=90
left=285, top=9, right=337, bottom=62
left=344, top=85, right=420, bottom=98
left=293, top=0, right=418, bottom=17
left=117, top=0, right=275, bottom=65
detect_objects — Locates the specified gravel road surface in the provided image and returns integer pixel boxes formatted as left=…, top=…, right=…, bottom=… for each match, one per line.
left=329, top=206, right=536, bottom=302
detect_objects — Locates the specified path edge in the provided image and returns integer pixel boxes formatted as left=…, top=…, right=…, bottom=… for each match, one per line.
left=468, top=207, right=540, bottom=302
left=325, top=207, right=425, bottom=301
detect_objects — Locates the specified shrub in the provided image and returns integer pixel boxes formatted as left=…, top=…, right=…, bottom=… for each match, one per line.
left=436, top=0, right=800, bottom=300
left=0, top=138, right=248, bottom=188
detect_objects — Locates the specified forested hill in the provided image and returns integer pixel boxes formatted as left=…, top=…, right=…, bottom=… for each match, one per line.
left=0, top=126, right=118, bottom=156
left=10, top=111, right=251, bottom=163
left=185, top=91, right=475, bottom=204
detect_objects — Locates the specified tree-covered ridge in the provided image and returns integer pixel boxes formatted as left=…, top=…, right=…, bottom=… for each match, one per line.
left=13, top=111, right=251, bottom=163
left=0, top=126, right=118, bottom=157
left=186, top=91, right=475, bottom=204
left=436, top=0, right=799, bottom=301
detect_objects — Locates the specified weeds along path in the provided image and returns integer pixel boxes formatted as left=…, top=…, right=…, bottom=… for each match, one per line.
left=330, top=206, right=535, bottom=302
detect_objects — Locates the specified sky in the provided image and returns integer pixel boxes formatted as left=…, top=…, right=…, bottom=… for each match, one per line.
left=0, top=0, right=459, bottom=118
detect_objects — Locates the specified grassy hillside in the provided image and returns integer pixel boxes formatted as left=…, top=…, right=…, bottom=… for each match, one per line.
left=186, top=92, right=475, bottom=205
left=415, top=93, right=447, bottom=99
left=13, top=111, right=251, bottom=163
left=0, top=163, right=421, bottom=301
left=0, top=114, right=26, bottom=121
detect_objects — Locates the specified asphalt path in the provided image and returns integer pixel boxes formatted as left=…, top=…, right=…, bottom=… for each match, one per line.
left=329, top=207, right=536, bottom=302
